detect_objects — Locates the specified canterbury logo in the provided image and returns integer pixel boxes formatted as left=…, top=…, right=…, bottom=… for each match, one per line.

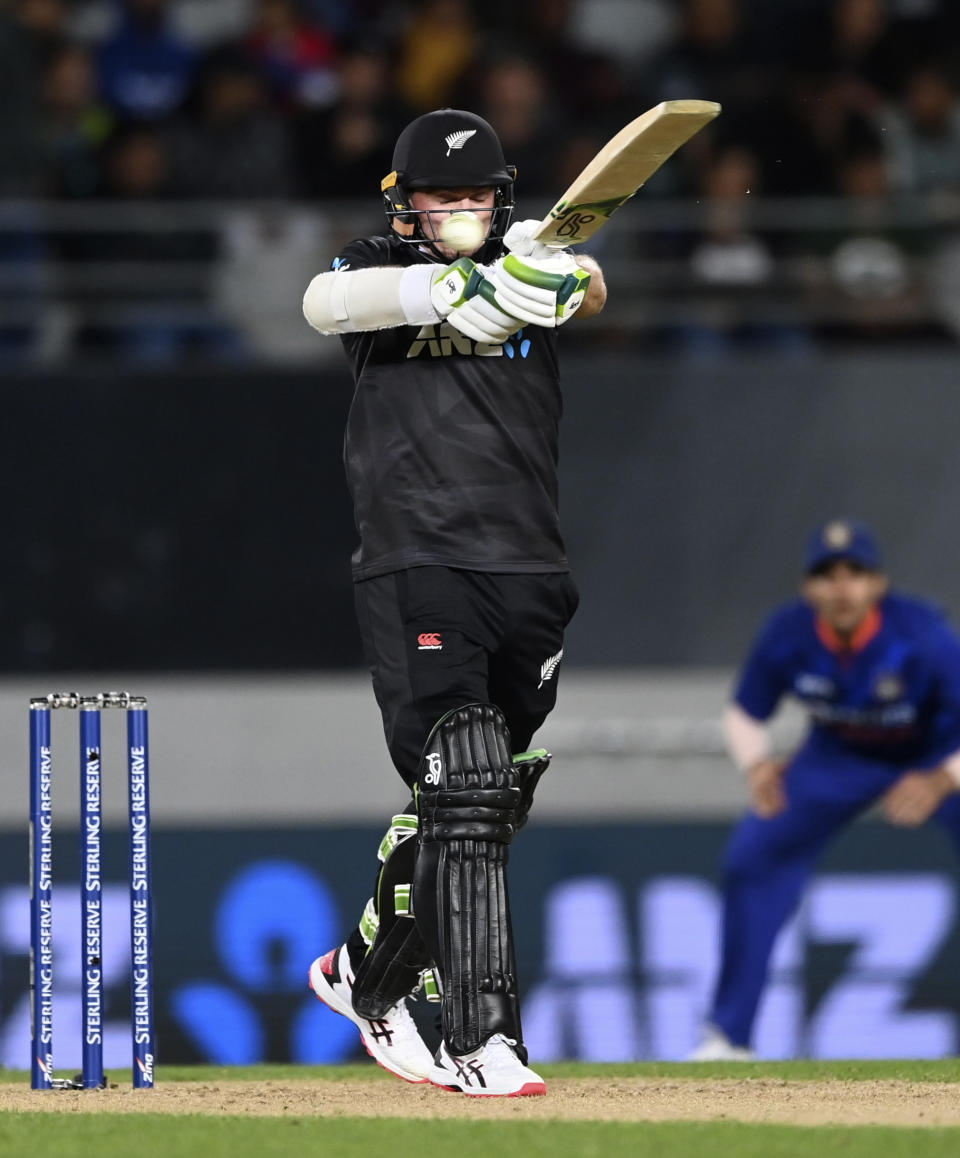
left=445, top=129, right=476, bottom=156
left=418, top=632, right=442, bottom=650
left=538, top=649, right=563, bottom=689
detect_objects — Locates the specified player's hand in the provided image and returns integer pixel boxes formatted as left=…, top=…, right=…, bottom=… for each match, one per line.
left=881, top=768, right=956, bottom=827
left=491, top=251, right=591, bottom=328
left=747, top=757, right=788, bottom=818
left=430, top=257, right=523, bottom=344
left=503, top=218, right=560, bottom=260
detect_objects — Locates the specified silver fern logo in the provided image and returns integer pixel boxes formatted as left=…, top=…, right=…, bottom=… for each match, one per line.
left=445, top=129, right=476, bottom=156
left=538, top=648, right=563, bottom=689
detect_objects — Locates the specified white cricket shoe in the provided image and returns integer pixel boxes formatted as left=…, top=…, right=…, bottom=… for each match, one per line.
left=308, top=945, right=433, bottom=1083
left=686, top=1025, right=756, bottom=1062
left=429, top=1033, right=547, bottom=1097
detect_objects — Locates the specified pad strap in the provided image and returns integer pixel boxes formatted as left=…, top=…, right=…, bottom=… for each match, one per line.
left=351, top=812, right=434, bottom=1020
left=513, top=748, right=551, bottom=830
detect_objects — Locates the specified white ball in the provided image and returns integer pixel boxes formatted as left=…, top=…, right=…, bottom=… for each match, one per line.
left=438, top=211, right=486, bottom=253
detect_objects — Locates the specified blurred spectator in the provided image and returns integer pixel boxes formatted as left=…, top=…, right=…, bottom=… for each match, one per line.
left=167, top=46, right=294, bottom=198
left=16, top=0, right=68, bottom=65
left=64, top=123, right=241, bottom=361
left=883, top=63, right=960, bottom=194
left=97, top=0, right=197, bottom=120
left=819, top=0, right=906, bottom=93
left=671, top=144, right=813, bottom=357
left=512, top=1, right=639, bottom=141
left=475, top=55, right=558, bottom=198
left=170, top=0, right=254, bottom=47
left=295, top=41, right=407, bottom=199
left=813, top=137, right=946, bottom=344
left=656, top=0, right=768, bottom=114
left=0, top=0, right=73, bottom=195
left=652, top=0, right=769, bottom=191
left=70, top=0, right=253, bottom=47
left=746, top=79, right=841, bottom=197
left=395, top=0, right=476, bottom=111
left=214, top=205, right=330, bottom=358
left=794, top=0, right=907, bottom=166
left=39, top=43, right=113, bottom=198
left=567, top=0, right=677, bottom=71
left=245, top=0, right=338, bottom=108
left=0, top=4, right=45, bottom=194
left=690, top=146, right=771, bottom=286
left=100, top=121, right=172, bottom=198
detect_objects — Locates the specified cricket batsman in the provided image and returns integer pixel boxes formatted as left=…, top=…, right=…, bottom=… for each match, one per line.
left=693, top=519, right=960, bottom=1059
left=300, top=108, right=605, bottom=1095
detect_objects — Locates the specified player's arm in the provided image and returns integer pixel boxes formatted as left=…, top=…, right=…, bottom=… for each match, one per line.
left=488, top=219, right=604, bottom=328
left=303, top=257, right=522, bottom=344
left=883, top=622, right=960, bottom=827
left=724, top=612, right=794, bottom=818
left=724, top=703, right=788, bottom=818
left=573, top=253, right=607, bottom=318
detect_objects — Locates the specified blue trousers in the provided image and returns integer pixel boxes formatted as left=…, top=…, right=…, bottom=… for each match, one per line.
left=710, top=736, right=960, bottom=1046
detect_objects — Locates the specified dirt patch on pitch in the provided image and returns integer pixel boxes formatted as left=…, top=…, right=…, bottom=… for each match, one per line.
left=0, top=1078, right=958, bottom=1126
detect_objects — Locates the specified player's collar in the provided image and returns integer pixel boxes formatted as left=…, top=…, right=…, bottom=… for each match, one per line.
left=815, top=605, right=883, bottom=654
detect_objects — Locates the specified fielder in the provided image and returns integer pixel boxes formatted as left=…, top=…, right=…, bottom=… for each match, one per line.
left=301, top=108, right=605, bottom=1096
left=693, top=519, right=960, bottom=1060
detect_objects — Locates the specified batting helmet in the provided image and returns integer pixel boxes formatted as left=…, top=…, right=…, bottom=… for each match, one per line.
left=381, top=109, right=516, bottom=259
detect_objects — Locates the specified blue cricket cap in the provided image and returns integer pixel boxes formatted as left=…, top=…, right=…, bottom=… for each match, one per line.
left=804, top=519, right=883, bottom=574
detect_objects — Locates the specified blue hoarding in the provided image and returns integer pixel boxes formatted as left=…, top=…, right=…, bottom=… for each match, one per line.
left=1, top=822, right=958, bottom=1069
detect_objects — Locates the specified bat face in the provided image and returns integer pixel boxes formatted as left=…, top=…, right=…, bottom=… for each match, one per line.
left=533, top=100, right=721, bottom=247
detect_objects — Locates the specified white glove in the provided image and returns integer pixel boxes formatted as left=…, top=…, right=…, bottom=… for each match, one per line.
left=503, top=218, right=561, bottom=260
left=430, top=257, right=523, bottom=344
left=492, top=250, right=592, bottom=328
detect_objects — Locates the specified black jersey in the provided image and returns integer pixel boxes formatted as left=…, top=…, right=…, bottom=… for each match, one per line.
left=336, top=234, right=569, bottom=580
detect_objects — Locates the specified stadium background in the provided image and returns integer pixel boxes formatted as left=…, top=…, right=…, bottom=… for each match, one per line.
left=3, top=0, right=960, bottom=1068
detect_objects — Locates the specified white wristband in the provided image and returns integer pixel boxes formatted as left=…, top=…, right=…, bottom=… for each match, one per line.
left=399, top=263, right=443, bottom=325
left=941, top=750, right=960, bottom=786
left=723, top=703, right=772, bottom=773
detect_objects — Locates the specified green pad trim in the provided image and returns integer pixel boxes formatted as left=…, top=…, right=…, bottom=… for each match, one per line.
left=359, top=897, right=379, bottom=947
left=421, top=967, right=442, bottom=1003
left=394, top=883, right=412, bottom=917
left=377, top=812, right=418, bottom=863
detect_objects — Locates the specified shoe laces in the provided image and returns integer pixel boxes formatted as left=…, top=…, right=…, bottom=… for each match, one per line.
left=479, top=1034, right=523, bottom=1065
left=382, top=998, right=422, bottom=1043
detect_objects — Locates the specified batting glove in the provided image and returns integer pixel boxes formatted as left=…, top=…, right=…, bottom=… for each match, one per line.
left=503, top=218, right=561, bottom=260
left=430, top=257, right=524, bottom=344
left=492, top=251, right=592, bottom=328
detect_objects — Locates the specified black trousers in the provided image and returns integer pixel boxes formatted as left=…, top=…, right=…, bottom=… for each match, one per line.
left=354, top=566, right=579, bottom=788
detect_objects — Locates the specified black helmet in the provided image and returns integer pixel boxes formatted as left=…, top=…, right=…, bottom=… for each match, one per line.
left=381, top=108, right=516, bottom=260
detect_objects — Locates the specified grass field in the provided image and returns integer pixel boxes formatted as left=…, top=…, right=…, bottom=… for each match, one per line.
left=2, top=1062, right=959, bottom=1158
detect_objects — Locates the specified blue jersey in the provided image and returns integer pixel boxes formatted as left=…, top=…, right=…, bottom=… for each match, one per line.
left=735, top=593, right=960, bottom=765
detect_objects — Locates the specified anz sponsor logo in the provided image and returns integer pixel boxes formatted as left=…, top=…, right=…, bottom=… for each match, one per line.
left=504, top=329, right=531, bottom=359
left=406, top=323, right=531, bottom=360
left=795, top=673, right=836, bottom=698
left=523, top=874, right=958, bottom=1061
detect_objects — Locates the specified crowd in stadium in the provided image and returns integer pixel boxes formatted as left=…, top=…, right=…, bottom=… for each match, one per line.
left=3, top=0, right=960, bottom=204
left=4, top=0, right=960, bottom=362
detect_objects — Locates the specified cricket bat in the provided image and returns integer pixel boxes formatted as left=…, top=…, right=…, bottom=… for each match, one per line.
left=532, top=100, right=721, bottom=247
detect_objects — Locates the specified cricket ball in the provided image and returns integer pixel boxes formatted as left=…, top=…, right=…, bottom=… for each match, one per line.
left=439, top=211, right=485, bottom=253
